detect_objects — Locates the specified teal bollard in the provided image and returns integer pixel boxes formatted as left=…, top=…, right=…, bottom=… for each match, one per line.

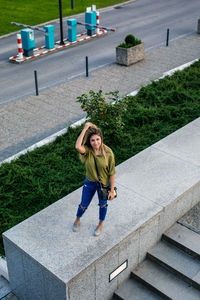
left=67, top=19, right=77, bottom=42
left=43, top=25, right=55, bottom=49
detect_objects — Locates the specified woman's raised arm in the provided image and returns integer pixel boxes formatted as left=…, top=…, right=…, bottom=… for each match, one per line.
left=75, top=122, right=94, bottom=154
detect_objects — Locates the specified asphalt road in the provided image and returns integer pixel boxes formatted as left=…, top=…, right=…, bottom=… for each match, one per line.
left=0, top=0, right=199, bottom=105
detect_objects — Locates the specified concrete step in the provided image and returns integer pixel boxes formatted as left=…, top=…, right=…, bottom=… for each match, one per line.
left=0, top=257, right=9, bottom=281
left=0, top=276, right=11, bottom=299
left=1, top=293, right=18, bottom=300
left=163, top=223, right=200, bottom=260
left=147, top=240, right=200, bottom=289
left=113, top=277, right=163, bottom=300
left=132, top=260, right=200, bottom=300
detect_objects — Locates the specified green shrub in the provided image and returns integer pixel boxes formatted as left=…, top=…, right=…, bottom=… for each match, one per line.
left=125, top=34, right=135, bottom=45
left=118, top=34, right=141, bottom=48
left=118, top=42, right=132, bottom=48
left=76, top=90, right=129, bottom=143
left=134, top=38, right=142, bottom=45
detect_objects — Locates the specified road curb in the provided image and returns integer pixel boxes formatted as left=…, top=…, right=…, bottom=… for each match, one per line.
left=0, top=58, right=198, bottom=167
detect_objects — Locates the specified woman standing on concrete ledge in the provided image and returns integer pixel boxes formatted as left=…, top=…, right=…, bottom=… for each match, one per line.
left=73, top=122, right=116, bottom=236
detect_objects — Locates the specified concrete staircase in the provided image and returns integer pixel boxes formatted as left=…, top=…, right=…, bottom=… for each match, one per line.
left=0, top=276, right=17, bottom=300
left=113, top=223, right=200, bottom=300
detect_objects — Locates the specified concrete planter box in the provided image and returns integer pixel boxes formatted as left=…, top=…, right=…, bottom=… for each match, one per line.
left=116, top=43, right=144, bottom=66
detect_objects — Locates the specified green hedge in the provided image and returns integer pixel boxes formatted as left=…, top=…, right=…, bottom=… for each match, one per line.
left=1, top=60, right=200, bottom=257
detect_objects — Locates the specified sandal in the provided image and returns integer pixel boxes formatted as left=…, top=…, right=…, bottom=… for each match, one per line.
left=72, top=222, right=80, bottom=232
left=94, top=227, right=102, bottom=237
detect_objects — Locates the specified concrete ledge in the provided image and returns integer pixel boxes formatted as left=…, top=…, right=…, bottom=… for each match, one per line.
left=3, top=118, right=200, bottom=299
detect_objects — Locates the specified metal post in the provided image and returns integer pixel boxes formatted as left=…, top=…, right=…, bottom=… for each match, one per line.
left=166, top=28, right=169, bottom=47
left=59, top=0, right=64, bottom=45
left=34, top=70, right=39, bottom=96
left=86, top=56, right=89, bottom=77
left=71, top=0, right=74, bottom=9
left=197, top=19, right=200, bottom=34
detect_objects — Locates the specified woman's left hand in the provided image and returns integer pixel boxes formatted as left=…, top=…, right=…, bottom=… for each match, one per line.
left=108, top=191, right=115, bottom=200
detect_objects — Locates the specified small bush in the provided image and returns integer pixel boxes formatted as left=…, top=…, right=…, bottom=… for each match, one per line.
left=134, top=38, right=142, bottom=45
left=76, top=90, right=129, bottom=143
left=125, top=34, right=135, bottom=45
left=118, top=34, right=142, bottom=48
left=118, top=42, right=132, bottom=48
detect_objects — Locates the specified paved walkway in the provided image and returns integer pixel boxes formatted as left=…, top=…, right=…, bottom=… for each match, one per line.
left=0, top=34, right=200, bottom=162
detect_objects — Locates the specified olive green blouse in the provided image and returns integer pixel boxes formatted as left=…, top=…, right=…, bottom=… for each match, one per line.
left=81, top=145, right=116, bottom=186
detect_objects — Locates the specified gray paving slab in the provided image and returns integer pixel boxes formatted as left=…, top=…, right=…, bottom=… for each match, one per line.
left=178, top=200, right=200, bottom=234
left=0, top=34, right=200, bottom=161
left=153, top=119, right=200, bottom=167
left=191, top=118, right=200, bottom=128
left=115, top=146, right=199, bottom=207
left=0, top=114, right=84, bottom=162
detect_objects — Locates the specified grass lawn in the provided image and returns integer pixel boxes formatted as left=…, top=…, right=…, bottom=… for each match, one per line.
left=0, top=0, right=127, bottom=36
left=0, top=60, right=200, bottom=257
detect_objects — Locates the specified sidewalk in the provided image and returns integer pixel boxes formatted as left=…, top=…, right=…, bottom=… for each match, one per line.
left=0, top=33, right=200, bottom=162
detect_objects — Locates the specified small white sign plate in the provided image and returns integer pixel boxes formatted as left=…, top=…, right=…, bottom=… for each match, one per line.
left=109, top=260, right=128, bottom=282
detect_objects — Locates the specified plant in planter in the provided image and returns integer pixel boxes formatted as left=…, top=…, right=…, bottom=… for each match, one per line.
left=116, top=34, right=144, bottom=66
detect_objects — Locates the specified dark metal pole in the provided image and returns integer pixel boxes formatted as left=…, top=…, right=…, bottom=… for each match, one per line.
left=71, top=0, right=74, bottom=10
left=34, top=70, right=39, bottom=96
left=59, top=0, right=64, bottom=45
left=166, top=28, right=169, bottom=47
left=86, top=56, right=89, bottom=77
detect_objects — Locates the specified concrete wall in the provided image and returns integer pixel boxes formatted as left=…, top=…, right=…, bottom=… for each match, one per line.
left=3, top=117, right=200, bottom=300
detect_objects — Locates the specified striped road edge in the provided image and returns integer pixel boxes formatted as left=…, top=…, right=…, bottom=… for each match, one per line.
left=9, top=30, right=107, bottom=63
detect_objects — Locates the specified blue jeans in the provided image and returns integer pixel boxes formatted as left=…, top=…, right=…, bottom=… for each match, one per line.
left=76, top=178, right=109, bottom=221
